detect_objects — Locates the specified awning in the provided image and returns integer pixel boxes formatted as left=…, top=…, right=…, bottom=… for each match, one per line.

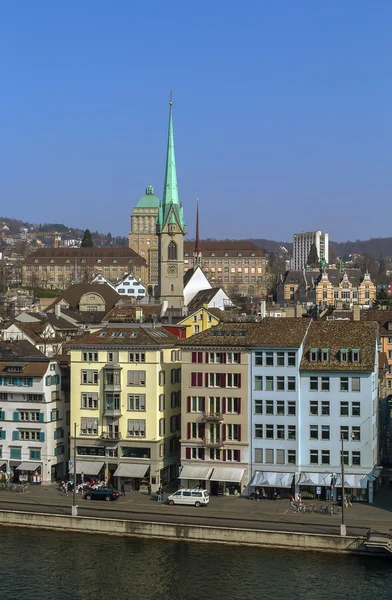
left=179, top=465, right=213, bottom=480
left=113, top=463, right=149, bottom=478
left=15, top=462, right=41, bottom=471
left=335, top=474, right=369, bottom=489
left=299, top=472, right=332, bottom=486
left=0, top=461, right=6, bottom=468
left=210, top=467, right=244, bottom=483
left=250, top=471, right=294, bottom=488
left=69, top=461, right=104, bottom=476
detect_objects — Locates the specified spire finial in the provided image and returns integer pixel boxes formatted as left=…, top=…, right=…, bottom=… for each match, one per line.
left=169, top=90, right=173, bottom=108
left=194, top=198, right=201, bottom=267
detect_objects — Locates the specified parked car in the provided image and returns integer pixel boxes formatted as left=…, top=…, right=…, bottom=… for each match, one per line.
left=167, top=489, right=209, bottom=507
left=84, top=488, right=120, bottom=502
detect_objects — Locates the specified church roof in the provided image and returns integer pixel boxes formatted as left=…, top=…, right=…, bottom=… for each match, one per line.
left=135, top=185, right=160, bottom=209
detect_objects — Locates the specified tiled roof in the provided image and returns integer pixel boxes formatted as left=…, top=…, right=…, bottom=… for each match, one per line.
left=68, top=325, right=179, bottom=349
left=180, top=319, right=310, bottom=348
left=361, top=309, right=392, bottom=334
left=184, top=241, right=264, bottom=257
left=0, top=340, right=48, bottom=361
left=46, top=284, right=120, bottom=311
left=187, top=288, right=224, bottom=312
left=24, top=247, right=146, bottom=266
left=300, top=321, right=377, bottom=372
left=0, top=362, right=48, bottom=377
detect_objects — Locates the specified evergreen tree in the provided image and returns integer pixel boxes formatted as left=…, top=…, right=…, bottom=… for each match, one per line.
left=307, top=243, right=319, bottom=268
left=373, top=287, right=392, bottom=309
left=81, top=229, right=93, bottom=248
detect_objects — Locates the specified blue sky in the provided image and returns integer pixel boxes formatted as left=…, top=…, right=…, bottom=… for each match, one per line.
left=0, top=1, right=391, bottom=242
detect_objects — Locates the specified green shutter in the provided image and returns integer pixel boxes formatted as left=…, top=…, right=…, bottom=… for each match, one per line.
left=54, top=430, right=57, bottom=440
left=27, top=378, right=33, bottom=387
left=0, top=411, right=4, bottom=420
left=13, top=411, right=19, bottom=421
left=12, top=431, right=19, bottom=441
left=39, top=432, right=45, bottom=442
left=39, top=413, right=44, bottom=423
left=0, top=431, right=5, bottom=440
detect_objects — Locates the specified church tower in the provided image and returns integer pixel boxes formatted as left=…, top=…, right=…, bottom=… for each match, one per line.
left=157, top=96, right=186, bottom=312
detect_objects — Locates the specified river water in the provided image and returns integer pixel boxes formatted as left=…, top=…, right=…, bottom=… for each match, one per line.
left=2, top=528, right=391, bottom=600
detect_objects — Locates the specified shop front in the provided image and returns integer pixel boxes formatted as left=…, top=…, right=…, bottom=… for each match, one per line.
left=250, top=471, right=294, bottom=499
left=113, top=463, right=150, bottom=492
left=298, top=472, right=332, bottom=499
left=209, top=467, right=244, bottom=496
left=335, top=473, right=374, bottom=503
left=179, top=465, right=213, bottom=490
left=0, top=461, right=7, bottom=480
left=70, top=460, right=105, bottom=484
left=299, top=471, right=375, bottom=503
left=15, top=462, right=42, bottom=483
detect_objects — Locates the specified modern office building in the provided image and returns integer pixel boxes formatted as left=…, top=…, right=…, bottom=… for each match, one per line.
left=293, top=231, right=329, bottom=271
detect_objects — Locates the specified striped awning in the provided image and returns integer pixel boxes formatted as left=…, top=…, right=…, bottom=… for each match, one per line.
left=15, top=462, right=41, bottom=471
left=69, top=461, right=104, bottom=476
left=113, top=463, right=149, bottom=478
left=210, top=467, right=244, bottom=483
left=251, top=472, right=294, bottom=488
left=179, top=465, right=213, bottom=480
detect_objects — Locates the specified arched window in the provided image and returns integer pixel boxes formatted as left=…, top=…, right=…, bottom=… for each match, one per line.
left=170, top=284, right=174, bottom=292
left=168, top=241, right=177, bottom=261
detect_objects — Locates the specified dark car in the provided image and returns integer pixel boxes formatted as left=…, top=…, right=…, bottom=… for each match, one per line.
left=84, top=488, right=120, bottom=502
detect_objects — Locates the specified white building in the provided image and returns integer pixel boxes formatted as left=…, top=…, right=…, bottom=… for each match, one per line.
left=293, top=231, right=329, bottom=270
left=91, top=273, right=146, bottom=298
left=248, top=320, right=379, bottom=503
left=0, top=341, right=67, bottom=483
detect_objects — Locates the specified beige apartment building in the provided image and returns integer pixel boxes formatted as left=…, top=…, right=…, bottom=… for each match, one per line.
left=179, top=325, right=252, bottom=495
left=23, top=248, right=147, bottom=290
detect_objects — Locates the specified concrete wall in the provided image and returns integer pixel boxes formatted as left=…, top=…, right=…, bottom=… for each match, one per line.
left=0, top=509, right=368, bottom=554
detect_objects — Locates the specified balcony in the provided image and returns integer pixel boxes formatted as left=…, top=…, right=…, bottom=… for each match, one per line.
left=101, top=431, right=122, bottom=441
left=104, top=384, right=122, bottom=393
left=199, top=411, right=224, bottom=422
left=103, top=407, right=122, bottom=417
left=203, top=437, right=223, bottom=448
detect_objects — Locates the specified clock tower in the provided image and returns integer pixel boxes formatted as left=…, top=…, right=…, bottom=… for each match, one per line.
left=157, top=97, right=186, bottom=313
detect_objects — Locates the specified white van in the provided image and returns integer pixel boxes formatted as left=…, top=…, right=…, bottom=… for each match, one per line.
left=167, top=488, right=209, bottom=507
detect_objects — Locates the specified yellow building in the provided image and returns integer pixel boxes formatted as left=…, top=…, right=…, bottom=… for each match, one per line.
left=68, top=325, right=181, bottom=492
left=178, top=305, right=222, bottom=338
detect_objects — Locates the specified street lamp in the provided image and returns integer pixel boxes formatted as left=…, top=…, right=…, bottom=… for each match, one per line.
left=340, top=435, right=346, bottom=536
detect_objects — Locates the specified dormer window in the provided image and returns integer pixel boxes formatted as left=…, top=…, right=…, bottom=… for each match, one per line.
left=321, top=348, right=329, bottom=362
left=352, top=349, right=360, bottom=363
left=388, top=322, right=392, bottom=332
left=340, top=348, right=348, bottom=362
left=310, top=348, right=318, bottom=362
left=237, top=252, right=242, bottom=257
left=211, top=252, right=215, bottom=257
left=224, top=252, right=229, bottom=257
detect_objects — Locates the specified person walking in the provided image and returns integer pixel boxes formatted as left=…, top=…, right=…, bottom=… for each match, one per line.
left=121, top=483, right=126, bottom=497
left=147, top=483, right=151, bottom=495
left=326, top=488, right=331, bottom=501
left=157, top=487, right=162, bottom=503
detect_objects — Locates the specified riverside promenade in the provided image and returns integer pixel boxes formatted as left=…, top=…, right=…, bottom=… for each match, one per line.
left=0, top=483, right=391, bottom=537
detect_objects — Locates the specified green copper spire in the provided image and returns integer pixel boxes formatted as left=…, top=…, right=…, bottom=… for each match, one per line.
left=158, top=95, right=185, bottom=231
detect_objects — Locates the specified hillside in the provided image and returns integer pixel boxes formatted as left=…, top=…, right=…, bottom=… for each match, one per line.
left=250, top=237, right=392, bottom=260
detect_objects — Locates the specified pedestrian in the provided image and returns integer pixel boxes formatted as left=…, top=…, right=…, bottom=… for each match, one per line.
left=289, top=495, right=295, bottom=510
left=63, top=482, right=68, bottom=497
left=326, top=488, right=331, bottom=501
left=121, top=483, right=126, bottom=497
left=157, top=488, right=162, bottom=503
left=147, top=483, right=151, bottom=495
left=347, top=494, right=352, bottom=507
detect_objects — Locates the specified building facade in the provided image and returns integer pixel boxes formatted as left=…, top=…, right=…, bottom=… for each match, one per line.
left=23, top=248, right=147, bottom=290
left=0, top=341, right=66, bottom=483
left=293, top=231, right=329, bottom=271
left=68, top=325, right=181, bottom=492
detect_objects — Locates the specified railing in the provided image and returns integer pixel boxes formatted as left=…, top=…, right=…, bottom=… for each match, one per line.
left=199, top=411, right=224, bottom=422
left=101, top=431, right=122, bottom=440
left=202, top=437, right=223, bottom=448
left=103, top=407, right=122, bottom=417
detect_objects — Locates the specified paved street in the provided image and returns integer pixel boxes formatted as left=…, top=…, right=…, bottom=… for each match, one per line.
left=0, top=483, right=391, bottom=537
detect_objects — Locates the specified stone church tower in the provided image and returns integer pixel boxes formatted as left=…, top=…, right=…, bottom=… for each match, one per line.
left=157, top=98, right=186, bottom=313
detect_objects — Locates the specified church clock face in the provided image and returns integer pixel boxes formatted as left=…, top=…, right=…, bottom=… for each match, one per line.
left=167, top=264, right=177, bottom=276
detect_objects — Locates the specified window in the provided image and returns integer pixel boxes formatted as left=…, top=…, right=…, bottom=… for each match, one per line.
left=310, top=425, right=318, bottom=440
left=310, top=377, right=318, bottom=391
left=255, top=352, right=263, bottom=366
left=265, top=425, right=274, bottom=439
left=321, top=401, right=330, bottom=416
left=340, top=426, right=349, bottom=441
left=276, top=425, right=285, bottom=439
left=352, top=451, right=361, bottom=466
left=191, top=396, right=204, bottom=412
left=159, top=371, right=165, bottom=385
left=159, top=418, right=165, bottom=436
left=227, top=373, right=240, bottom=388
left=127, top=371, right=146, bottom=386
left=287, top=425, right=296, bottom=440
left=81, top=393, right=98, bottom=409
left=107, top=351, right=119, bottom=363
left=168, top=241, right=177, bottom=261
left=30, top=449, right=41, bottom=460
left=287, top=352, right=296, bottom=367
left=276, top=400, right=285, bottom=415
left=352, top=402, right=360, bottom=417
left=276, top=377, right=285, bottom=391
left=266, top=352, right=274, bottom=366
left=321, top=425, right=330, bottom=440
left=265, top=449, right=274, bottom=464
left=321, top=377, right=330, bottom=391
left=287, top=377, right=296, bottom=391
left=352, top=426, right=361, bottom=441
left=82, top=352, right=98, bottom=362
left=310, top=348, right=318, bottom=362
left=255, top=424, right=263, bottom=438
left=276, top=449, right=285, bottom=464
left=129, top=353, right=145, bottom=363
left=321, top=349, right=329, bottom=362
left=265, top=377, right=274, bottom=391
left=128, top=395, right=146, bottom=411
left=352, top=377, right=360, bottom=392
left=340, top=377, right=349, bottom=392
left=255, top=399, right=263, bottom=415
left=81, top=370, right=98, bottom=385
left=276, top=352, right=285, bottom=367
left=255, top=448, right=263, bottom=463
left=340, top=348, right=348, bottom=362
left=310, top=450, right=318, bottom=464
left=10, top=447, right=21, bottom=460
left=159, top=394, right=165, bottom=411
left=191, top=372, right=203, bottom=387
left=80, top=417, right=98, bottom=435
left=287, top=450, right=296, bottom=464
left=321, top=450, right=330, bottom=465
left=127, top=419, right=146, bottom=437
left=254, top=376, right=263, bottom=391
left=265, top=400, right=274, bottom=415
left=340, top=402, right=349, bottom=416
left=287, top=401, right=296, bottom=416
left=352, top=349, right=360, bottom=363
left=310, top=401, right=318, bottom=415
left=191, top=352, right=203, bottom=364
left=342, top=451, right=349, bottom=466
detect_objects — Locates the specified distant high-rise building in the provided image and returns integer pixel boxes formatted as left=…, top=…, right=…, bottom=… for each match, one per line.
left=293, top=231, right=329, bottom=271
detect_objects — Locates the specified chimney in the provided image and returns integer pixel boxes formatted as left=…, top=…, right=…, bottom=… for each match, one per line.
left=353, top=304, right=360, bottom=321
left=295, top=304, right=302, bottom=318
left=55, top=303, right=61, bottom=318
